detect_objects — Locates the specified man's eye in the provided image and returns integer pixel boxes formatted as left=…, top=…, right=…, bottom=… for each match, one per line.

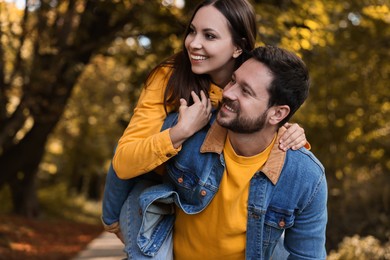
left=242, top=88, right=251, bottom=95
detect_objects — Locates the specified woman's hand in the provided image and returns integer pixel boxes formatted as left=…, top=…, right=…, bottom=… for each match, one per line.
left=170, top=91, right=212, bottom=149
left=279, top=122, right=307, bottom=151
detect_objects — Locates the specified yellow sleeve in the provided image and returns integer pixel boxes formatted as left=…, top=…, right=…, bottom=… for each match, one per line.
left=113, top=67, right=180, bottom=179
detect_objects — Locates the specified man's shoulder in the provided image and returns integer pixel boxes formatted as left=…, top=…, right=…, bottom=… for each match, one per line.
left=284, top=148, right=325, bottom=178
left=296, top=147, right=323, bottom=168
left=276, top=148, right=327, bottom=210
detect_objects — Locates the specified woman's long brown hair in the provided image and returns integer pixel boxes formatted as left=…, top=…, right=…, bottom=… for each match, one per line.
left=145, top=0, right=257, bottom=112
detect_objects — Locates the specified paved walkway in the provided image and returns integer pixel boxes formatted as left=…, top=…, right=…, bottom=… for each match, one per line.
left=73, top=232, right=126, bottom=260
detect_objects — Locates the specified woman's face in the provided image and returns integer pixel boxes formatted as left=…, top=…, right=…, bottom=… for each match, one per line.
left=185, top=5, right=241, bottom=87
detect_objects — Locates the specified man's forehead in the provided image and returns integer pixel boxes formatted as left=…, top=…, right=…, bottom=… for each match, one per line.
left=236, top=58, right=266, bottom=75
left=235, top=58, right=273, bottom=87
left=241, top=58, right=259, bottom=67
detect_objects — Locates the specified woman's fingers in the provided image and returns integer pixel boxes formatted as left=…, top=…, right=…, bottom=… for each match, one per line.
left=191, top=91, right=211, bottom=117
left=191, top=91, right=201, bottom=103
left=279, top=123, right=306, bottom=151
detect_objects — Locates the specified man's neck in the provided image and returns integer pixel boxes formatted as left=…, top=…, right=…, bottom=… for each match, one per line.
left=228, top=127, right=277, bottom=157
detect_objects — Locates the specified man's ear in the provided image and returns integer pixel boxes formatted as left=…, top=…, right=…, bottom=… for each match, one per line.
left=233, top=47, right=243, bottom=58
left=268, top=105, right=290, bottom=125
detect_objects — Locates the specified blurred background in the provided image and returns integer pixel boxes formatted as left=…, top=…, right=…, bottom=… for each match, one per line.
left=0, top=0, right=389, bottom=259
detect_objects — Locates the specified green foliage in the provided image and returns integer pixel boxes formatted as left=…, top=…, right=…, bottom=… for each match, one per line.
left=38, top=183, right=102, bottom=225
left=0, top=183, right=100, bottom=224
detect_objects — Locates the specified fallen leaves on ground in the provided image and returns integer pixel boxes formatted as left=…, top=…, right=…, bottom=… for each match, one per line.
left=0, top=214, right=103, bottom=260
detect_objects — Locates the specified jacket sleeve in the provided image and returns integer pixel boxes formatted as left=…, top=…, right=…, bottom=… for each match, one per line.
left=284, top=172, right=328, bottom=260
left=101, top=112, right=180, bottom=229
left=113, top=67, right=181, bottom=179
left=101, top=162, right=135, bottom=229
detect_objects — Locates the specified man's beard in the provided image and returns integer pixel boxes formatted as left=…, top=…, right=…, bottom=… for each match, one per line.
left=217, top=98, right=268, bottom=134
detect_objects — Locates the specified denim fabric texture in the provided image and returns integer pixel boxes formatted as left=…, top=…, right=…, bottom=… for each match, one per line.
left=102, top=112, right=327, bottom=259
left=119, top=177, right=173, bottom=259
left=102, top=161, right=134, bottom=226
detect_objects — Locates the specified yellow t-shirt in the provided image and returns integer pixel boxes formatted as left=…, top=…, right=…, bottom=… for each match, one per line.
left=113, top=66, right=223, bottom=179
left=174, top=134, right=277, bottom=259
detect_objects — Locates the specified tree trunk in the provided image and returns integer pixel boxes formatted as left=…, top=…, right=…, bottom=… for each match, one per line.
left=0, top=120, right=57, bottom=216
left=9, top=171, right=40, bottom=217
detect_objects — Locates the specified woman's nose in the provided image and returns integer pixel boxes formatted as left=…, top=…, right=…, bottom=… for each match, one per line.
left=189, top=36, right=202, bottom=49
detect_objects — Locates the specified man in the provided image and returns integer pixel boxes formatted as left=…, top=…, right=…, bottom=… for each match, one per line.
left=122, top=46, right=327, bottom=259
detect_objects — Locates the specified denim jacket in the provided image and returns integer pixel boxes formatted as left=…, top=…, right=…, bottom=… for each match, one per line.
left=102, top=112, right=327, bottom=259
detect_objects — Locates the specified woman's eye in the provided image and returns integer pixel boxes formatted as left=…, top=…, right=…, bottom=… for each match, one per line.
left=205, top=33, right=216, bottom=40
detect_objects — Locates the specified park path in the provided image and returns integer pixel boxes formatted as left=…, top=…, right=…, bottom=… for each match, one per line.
left=72, top=231, right=126, bottom=260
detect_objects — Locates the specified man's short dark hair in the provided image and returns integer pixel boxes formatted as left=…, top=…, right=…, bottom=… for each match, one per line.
left=251, top=46, right=310, bottom=126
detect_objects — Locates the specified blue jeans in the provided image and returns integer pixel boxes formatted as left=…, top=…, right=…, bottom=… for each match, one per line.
left=119, top=178, right=173, bottom=259
left=272, top=233, right=289, bottom=259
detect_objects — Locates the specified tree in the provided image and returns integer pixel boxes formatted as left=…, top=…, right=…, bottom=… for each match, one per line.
left=0, top=0, right=184, bottom=217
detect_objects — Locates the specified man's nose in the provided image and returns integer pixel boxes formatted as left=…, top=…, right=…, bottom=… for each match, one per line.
left=223, top=83, right=239, bottom=100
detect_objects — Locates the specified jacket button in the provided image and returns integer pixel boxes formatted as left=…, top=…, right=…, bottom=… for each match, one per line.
left=166, top=153, right=172, bottom=158
left=279, top=219, right=286, bottom=228
left=139, top=208, right=142, bottom=216
left=177, top=177, right=183, bottom=183
left=200, top=190, right=207, bottom=196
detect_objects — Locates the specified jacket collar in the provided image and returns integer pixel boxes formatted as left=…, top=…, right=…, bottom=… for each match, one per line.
left=200, top=122, right=287, bottom=185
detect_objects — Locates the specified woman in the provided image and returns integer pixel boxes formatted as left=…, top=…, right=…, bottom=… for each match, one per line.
left=102, top=0, right=306, bottom=258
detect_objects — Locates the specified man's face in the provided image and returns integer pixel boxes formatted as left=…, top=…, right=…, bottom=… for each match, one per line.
left=217, top=58, right=274, bottom=133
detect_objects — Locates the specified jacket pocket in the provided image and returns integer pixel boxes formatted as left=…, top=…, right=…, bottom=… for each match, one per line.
left=263, top=206, right=295, bottom=244
left=169, top=161, right=199, bottom=188
left=168, top=161, right=200, bottom=203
